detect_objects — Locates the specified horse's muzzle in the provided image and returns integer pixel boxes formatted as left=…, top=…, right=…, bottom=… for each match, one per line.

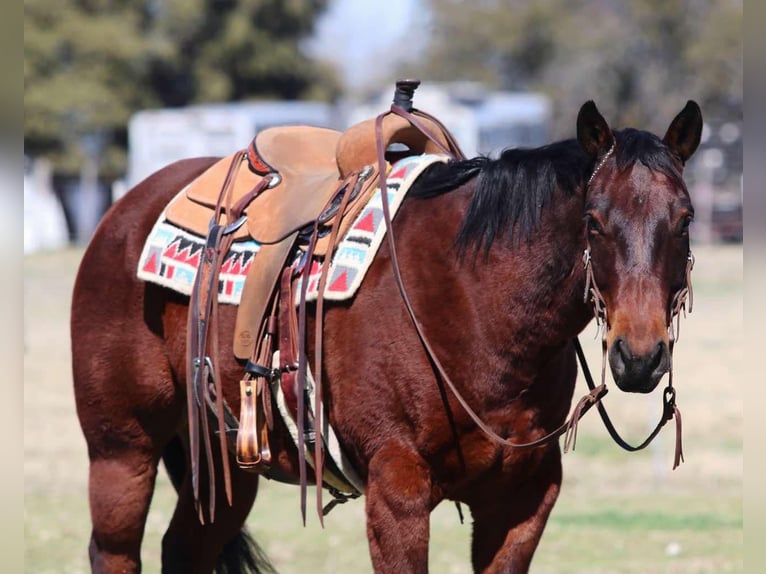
left=608, top=337, right=670, bottom=393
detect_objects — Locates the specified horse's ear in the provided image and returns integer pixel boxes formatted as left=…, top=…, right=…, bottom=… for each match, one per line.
left=663, top=100, right=703, bottom=164
left=577, top=101, right=615, bottom=159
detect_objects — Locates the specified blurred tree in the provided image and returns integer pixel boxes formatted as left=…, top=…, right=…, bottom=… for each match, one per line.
left=417, top=0, right=741, bottom=138
left=147, top=0, right=341, bottom=105
left=24, top=0, right=340, bottom=179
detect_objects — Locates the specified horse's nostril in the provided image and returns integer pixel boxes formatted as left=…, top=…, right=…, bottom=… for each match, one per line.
left=616, top=338, right=631, bottom=362
left=649, top=341, right=666, bottom=372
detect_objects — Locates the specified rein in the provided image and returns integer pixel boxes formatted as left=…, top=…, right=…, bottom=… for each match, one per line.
left=375, top=118, right=691, bottom=464
left=375, top=106, right=610, bottom=454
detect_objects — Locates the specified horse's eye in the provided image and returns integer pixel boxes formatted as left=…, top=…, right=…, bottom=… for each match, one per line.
left=585, top=214, right=604, bottom=236
left=678, top=215, right=693, bottom=237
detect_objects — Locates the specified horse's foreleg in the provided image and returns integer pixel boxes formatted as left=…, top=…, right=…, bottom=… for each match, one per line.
left=365, top=442, right=432, bottom=574
left=469, top=447, right=562, bottom=574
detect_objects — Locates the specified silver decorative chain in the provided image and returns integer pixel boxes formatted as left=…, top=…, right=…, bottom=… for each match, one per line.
left=587, top=141, right=616, bottom=187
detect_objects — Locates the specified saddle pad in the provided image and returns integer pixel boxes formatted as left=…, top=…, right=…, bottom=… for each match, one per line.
left=137, top=209, right=260, bottom=304
left=137, top=154, right=448, bottom=304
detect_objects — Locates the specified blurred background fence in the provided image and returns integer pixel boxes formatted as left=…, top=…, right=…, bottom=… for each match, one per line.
left=24, top=0, right=741, bottom=251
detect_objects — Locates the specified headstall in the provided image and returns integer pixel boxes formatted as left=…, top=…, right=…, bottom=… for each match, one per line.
left=579, top=141, right=692, bottom=469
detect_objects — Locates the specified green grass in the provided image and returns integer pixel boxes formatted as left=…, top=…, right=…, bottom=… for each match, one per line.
left=24, top=244, right=743, bottom=573
left=553, top=508, right=741, bottom=532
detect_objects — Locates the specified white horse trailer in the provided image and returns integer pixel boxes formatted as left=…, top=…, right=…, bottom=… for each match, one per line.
left=126, top=101, right=340, bottom=189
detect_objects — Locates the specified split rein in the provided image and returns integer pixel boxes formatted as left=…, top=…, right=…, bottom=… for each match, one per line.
left=376, top=121, right=691, bottom=466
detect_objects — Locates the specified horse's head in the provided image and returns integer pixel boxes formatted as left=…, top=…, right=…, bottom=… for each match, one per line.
left=576, top=100, right=702, bottom=393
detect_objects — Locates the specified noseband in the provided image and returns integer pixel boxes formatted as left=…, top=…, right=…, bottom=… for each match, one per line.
left=578, top=142, right=693, bottom=469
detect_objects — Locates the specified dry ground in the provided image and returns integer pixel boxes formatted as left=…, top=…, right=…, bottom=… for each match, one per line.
left=24, top=243, right=742, bottom=573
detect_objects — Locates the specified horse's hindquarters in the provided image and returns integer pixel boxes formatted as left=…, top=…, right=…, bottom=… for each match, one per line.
left=71, top=158, right=269, bottom=572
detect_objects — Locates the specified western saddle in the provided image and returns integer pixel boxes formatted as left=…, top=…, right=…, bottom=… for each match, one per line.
left=165, top=80, right=465, bottom=524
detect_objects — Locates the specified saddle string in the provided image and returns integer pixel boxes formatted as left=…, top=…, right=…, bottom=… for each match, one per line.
left=374, top=108, right=609, bottom=453
left=290, top=172, right=366, bottom=525
left=212, top=155, right=252, bottom=509
left=581, top=242, right=694, bottom=469
left=186, top=151, right=241, bottom=523
left=295, top=218, right=322, bottom=526
left=189, top=224, right=228, bottom=523
left=312, top=172, right=362, bottom=526
left=187, top=152, right=275, bottom=523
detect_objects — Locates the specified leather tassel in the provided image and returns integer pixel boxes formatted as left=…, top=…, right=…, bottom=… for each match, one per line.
left=563, top=397, right=586, bottom=453
left=563, top=383, right=607, bottom=453
left=672, top=404, right=684, bottom=470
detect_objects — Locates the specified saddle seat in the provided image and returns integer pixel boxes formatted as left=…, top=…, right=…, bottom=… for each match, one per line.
left=166, top=126, right=346, bottom=245
left=251, top=125, right=341, bottom=176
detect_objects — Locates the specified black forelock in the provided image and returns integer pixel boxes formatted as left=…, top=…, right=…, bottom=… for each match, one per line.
left=614, top=128, right=684, bottom=186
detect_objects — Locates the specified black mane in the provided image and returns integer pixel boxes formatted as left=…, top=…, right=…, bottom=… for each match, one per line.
left=408, top=128, right=683, bottom=256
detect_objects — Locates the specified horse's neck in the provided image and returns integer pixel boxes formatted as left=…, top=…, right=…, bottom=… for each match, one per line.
left=462, top=210, right=591, bottom=403
left=398, top=186, right=590, bottom=384
left=473, top=195, right=591, bottom=357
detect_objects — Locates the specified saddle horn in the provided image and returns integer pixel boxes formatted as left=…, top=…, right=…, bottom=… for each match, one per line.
left=392, top=79, right=421, bottom=112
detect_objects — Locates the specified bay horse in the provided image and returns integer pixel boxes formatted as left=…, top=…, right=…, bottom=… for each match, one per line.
left=71, top=99, right=702, bottom=573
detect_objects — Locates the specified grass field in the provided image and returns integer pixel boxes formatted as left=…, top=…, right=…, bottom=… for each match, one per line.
left=24, top=244, right=742, bottom=573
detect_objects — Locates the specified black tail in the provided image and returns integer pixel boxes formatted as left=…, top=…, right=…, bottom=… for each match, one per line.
left=161, top=434, right=187, bottom=492
left=162, top=435, right=278, bottom=574
left=215, top=529, right=277, bottom=574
